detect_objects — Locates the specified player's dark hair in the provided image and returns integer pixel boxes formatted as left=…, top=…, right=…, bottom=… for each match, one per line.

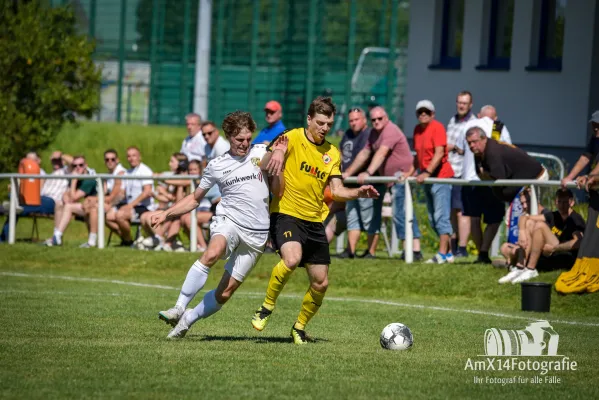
left=201, top=121, right=216, bottom=129
left=222, top=111, right=256, bottom=138
left=457, top=90, right=473, bottom=103
left=104, top=149, right=118, bottom=157
left=555, top=188, right=574, bottom=200
left=308, top=96, right=337, bottom=118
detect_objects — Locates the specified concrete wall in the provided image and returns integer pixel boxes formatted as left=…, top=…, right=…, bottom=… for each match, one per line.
left=404, top=0, right=598, bottom=157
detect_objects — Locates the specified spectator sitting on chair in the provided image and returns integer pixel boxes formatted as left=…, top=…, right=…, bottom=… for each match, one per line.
left=138, top=153, right=188, bottom=250
left=201, top=121, right=230, bottom=168
left=446, top=91, right=476, bottom=258
left=44, top=155, right=97, bottom=246
left=180, top=112, right=206, bottom=162
left=251, top=100, right=286, bottom=145
left=79, top=149, right=127, bottom=248
left=180, top=160, right=222, bottom=252
left=499, top=188, right=585, bottom=284
left=459, top=116, right=512, bottom=264
left=107, top=147, right=154, bottom=246
left=412, top=100, right=455, bottom=264
left=1, top=156, right=44, bottom=242
left=343, top=106, right=419, bottom=259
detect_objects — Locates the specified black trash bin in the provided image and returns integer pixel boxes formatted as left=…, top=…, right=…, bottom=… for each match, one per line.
left=521, top=282, right=552, bottom=312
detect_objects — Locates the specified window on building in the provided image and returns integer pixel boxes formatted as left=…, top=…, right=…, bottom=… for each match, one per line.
left=487, top=0, right=514, bottom=69
left=537, top=0, right=567, bottom=70
left=439, top=0, right=464, bottom=68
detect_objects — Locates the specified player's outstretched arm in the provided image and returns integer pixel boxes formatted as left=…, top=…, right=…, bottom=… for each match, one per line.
left=151, top=187, right=208, bottom=229
left=260, top=135, right=288, bottom=176
left=329, top=177, right=379, bottom=201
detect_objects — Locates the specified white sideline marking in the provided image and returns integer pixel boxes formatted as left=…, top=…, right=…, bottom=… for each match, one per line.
left=2, top=271, right=599, bottom=327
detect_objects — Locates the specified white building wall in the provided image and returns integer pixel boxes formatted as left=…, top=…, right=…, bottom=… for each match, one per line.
left=404, top=0, right=598, bottom=150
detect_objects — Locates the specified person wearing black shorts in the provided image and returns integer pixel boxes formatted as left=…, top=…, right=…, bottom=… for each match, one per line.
left=250, top=97, right=378, bottom=344
left=270, top=212, right=330, bottom=266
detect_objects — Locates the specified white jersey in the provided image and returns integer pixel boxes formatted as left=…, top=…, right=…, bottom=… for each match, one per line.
left=199, top=144, right=269, bottom=232
left=125, top=162, right=154, bottom=209
left=106, top=163, right=127, bottom=194
left=205, top=136, right=231, bottom=163
left=181, top=133, right=207, bottom=161
left=460, top=117, right=512, bottom=181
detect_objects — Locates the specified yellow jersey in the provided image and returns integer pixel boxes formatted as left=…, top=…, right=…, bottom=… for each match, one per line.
left=269, top=127, right=342, bottom=222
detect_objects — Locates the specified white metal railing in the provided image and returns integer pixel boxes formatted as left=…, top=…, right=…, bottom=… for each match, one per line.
left=344, top=176, right=580, bottom=263
left=1, top=174, right=581, bottom=262
left=0, top=174, right=201, bottom=251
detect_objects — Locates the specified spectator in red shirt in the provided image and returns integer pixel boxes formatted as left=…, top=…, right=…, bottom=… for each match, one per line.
left=413, top=100, right=455, bottom=264
left=343, top=106, right=421, bottom=259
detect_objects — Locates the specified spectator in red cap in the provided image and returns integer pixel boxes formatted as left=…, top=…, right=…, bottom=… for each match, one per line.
left=252, top=100, right=286, bottom=145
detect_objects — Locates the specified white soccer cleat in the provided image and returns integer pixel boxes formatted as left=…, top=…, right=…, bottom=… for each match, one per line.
left=167, top=309, right=193, bottom=339
left=498, top=266, right=524, bottom=284
left=511, top=268, right=539, bottom=284
left=158, top=305, right=184, bottom=327
left=445, top=253, right=455, bottom=264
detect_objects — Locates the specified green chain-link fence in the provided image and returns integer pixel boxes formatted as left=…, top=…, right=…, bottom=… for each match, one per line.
left=56, top=0, right=410, bottom=129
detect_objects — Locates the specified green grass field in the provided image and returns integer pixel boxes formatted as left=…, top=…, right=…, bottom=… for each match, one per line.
left=1, top=219, right=599, bottom=399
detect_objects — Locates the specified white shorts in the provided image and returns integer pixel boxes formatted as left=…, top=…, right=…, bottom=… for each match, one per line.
left=209, top=216, right=268, bottom=282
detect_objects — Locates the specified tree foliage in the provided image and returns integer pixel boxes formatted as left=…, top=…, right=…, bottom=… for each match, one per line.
left=0, top=0, right=101, bottom=172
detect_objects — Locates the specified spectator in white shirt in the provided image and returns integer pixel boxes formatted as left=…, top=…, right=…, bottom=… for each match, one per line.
left=107, top=146, right=154, bottom=246
left=201, top=121, right=230, bottom=168
left=80, top=149, right=127, bottom=248
left=180, top=113, right=207, bottom=162
left=446, top=91, right=476, bottom=258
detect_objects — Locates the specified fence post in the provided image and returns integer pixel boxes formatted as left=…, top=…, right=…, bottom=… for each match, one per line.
left=530, top=185, right=538, bottom=216
left=96, top=177, right=105, bottom=249
left=391, top=184, right=399, bottom=255
left=336, top=232, right=345, bottom=254
left=404, top=179, right=413, bottom=263
left=248, top=0, right=260, bottom=114
left=344, top=0, right=357, bottom=115
left=8, top=178, right=17, bottom=245
left=214, top=0, right=226, bottom=123
left=304, top=0, right=318, bottom=113
left=386, top=0, right=398, bottom=115
left=190, top=180, right=197, bottom=252
left=116, top=0, right=127, bottom=123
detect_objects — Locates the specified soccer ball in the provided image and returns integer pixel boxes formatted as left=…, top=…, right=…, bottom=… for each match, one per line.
left=380, top=323, right=413, bottom=351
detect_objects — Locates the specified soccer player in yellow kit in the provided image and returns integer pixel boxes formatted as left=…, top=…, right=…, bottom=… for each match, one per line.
left=252, top=96, right=379, bottom=344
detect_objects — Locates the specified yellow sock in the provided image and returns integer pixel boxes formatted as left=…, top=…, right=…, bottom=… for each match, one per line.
left=295, top=287, right=326, bottom=330
left=262, top=260, right=294, bottom=311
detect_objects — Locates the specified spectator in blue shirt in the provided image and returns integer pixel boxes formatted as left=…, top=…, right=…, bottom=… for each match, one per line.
left=252, top=100, right=286, bottom=145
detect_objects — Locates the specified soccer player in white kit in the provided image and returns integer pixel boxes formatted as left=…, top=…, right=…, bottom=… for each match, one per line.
left=151, top=111, right=287, bottom=339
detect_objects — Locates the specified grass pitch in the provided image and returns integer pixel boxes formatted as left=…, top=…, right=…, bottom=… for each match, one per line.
left=1, top=242, right=598, bottom=399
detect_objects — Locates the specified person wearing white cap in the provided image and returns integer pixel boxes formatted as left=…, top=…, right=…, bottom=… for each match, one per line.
left=413, top=100, right=455, bottom=264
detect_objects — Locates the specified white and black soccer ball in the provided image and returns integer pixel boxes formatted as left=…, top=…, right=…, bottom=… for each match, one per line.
left=380, top=323, right=413, bottom=351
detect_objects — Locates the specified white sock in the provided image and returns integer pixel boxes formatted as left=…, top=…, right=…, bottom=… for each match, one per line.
left=175, top=261, right=210, bottom=309
left=186, top=290, right=223, bottom=325
left=54, top=230, right=63, bottom=244
left=53, top=228, right=61, bottom=236
left=88, top=233, right=97, bottom=246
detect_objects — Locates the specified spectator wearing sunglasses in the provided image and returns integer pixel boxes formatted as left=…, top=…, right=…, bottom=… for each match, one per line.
left=343, top=106, right=419, bottom=259
left=251, top=100, right=286, bottom=145
left=44, top=155, right=97, bottom=246
left=201, top=121, right=230, bottom=168
left=79, top=149, right=127, bottom=248
left=413, top=100, right=455, bottom=264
